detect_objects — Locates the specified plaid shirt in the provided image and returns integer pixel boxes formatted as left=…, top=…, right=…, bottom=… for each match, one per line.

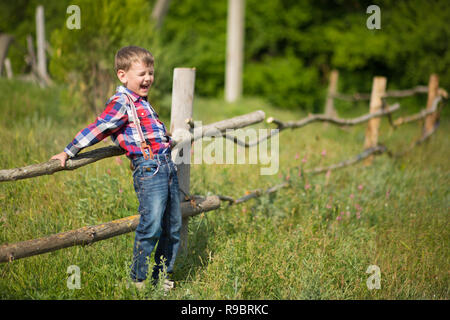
left=64, top=86, right=172, bottom=159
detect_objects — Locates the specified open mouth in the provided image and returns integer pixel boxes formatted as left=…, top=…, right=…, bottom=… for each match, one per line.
left=140, top=84, right=150, bottom=91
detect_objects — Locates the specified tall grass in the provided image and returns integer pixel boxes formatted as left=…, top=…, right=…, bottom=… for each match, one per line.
left=0, top=79, right=448, bottom=299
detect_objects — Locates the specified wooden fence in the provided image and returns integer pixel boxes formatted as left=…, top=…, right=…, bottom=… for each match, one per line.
left=0, top=70, right=447, bottom=263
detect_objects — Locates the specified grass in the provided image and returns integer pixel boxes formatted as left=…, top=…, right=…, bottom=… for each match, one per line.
left=0, top=78, right=448, bottom=299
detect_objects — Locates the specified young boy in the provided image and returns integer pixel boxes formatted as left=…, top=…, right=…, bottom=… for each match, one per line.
left=51, top=46, right=181, bottom=290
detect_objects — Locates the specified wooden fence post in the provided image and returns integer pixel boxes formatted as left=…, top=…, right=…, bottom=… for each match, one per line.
left=423, top=74, right=439, bottom=137
left=225, top=0, right=245, bottom=103
left=363, top=76, right=387, bottom=165
left=36, top=5, right=50, bottom=86
left=0, top=34, right=13, bottom=77
left=4, top=58, right=13, bottom=79
left=151, top=0, right=172, bottom=29
left=324, top=69, right=339, bottom=118
left=170, top=67, right=196, bottom=253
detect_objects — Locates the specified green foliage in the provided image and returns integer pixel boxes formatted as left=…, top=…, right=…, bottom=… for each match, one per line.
left=244, top=53, right=320, bottom=111
left=325, top=0, right=450, bottom=90
left=2, top=0, right=449, bottom=113
left=156, top=0, right=228, bottom=97
left=0, top=0, right=70, bottom=76
left=381, top=1, right=450, bottom=88
left=49, top=0, right=159, bottom=114
left=159, top=0, right=449, bottom=110
left=160, top=0, right=323, bottom=109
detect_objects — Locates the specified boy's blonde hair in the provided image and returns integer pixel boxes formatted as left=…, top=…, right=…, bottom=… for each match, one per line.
left=114, top=46, right=154, bottom=72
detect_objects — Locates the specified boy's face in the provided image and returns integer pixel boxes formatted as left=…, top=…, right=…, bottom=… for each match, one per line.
left=117, top=61, right=154, bottom=97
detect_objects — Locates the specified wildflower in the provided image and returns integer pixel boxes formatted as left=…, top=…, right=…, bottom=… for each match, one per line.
left=305, top=184, right=311, bottom=190
left=350, top=193, right=354, bottom=199
left=286, top=175, right=290, bottom=181
left=386, top=189, right=391, bottom=199
left=115, top=156, right=123, bottom=166
left=295, top=152, right=300, bottom=160
left=336, top=215, right=342, bottom=221
left=358, top=184, right=364, bottom=191
left=298, top=167, right=302, bottom=177
left=346, top=211, right=351, bottom=218
left=302, top=156, right=307, bottom=163
left=356, top=212, right=361, bottom=219
left=107, top=169, right=111, bottom=175
left=119, top=189, right=123, bottom=194
left=321, top=149, right=327, bottom=157
left=355, top=203, right=362, bottom=211
left=326, top=204, right=332, bottom=209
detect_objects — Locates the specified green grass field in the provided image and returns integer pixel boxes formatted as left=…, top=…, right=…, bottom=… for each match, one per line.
left=0, top=79, right=448, bottom=299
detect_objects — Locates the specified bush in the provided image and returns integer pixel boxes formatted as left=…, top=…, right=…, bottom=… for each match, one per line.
left=244, top=54, right=321, bottom=111
left=49, top=0, right=159, bottom=115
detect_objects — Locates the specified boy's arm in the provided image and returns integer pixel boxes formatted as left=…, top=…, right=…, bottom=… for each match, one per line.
left=52, top=96, right=129, bottom=166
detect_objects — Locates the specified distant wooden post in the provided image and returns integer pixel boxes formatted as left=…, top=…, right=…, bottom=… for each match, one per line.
left=170, top=68, right=196, bottom=253
left=0, top=34, right=13, bottom=77
left=4, top=58, right=12, bottom=79
left=225, top=0, right=245, bottom=103
left=26, top=35, right=39, bottom=80
left=423, top=74, right=439, bottom=137
left=151, top=0, right=172, bottom=29
left=363, top=76, right=387, bottom=165
left=324, top=70, right=339, bottom=118
left=36, top=5, right=50, bottom=85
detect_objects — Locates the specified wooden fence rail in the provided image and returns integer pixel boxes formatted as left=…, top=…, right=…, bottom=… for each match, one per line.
left=0, top=111, right=265, bottom=183
left=0, top=195, right=220, bottom=263
left=331, top=85, right=445, bottom=101
left=267, top=103, right=400, bottom=130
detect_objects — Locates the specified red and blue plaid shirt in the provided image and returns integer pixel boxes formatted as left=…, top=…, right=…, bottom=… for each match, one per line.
left=64, top=86, right=172, bottom=159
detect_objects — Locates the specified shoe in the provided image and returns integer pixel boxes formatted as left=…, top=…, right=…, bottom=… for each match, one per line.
left=129, top=280, right=146, bottom=291
left=161, top=279, right=175, bottom=296
left=162, top=279, right=175, bottom=292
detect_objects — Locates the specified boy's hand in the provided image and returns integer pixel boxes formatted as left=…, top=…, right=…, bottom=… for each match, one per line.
left=51, top=151, right=69, bottom=167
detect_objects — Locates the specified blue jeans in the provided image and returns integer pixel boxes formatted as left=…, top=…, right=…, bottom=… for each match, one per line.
left=129, top=153, right=182, bottom=282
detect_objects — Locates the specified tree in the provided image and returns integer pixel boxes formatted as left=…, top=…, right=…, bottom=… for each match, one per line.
left=50, top=0, right=156, bottom=114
